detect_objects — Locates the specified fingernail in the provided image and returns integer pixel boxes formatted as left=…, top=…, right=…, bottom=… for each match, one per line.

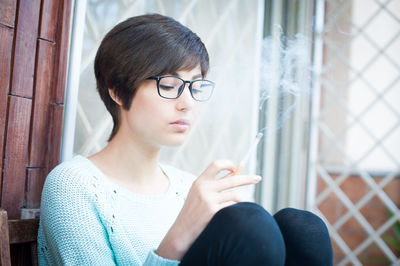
left=254, top=175, right=262, bottom=181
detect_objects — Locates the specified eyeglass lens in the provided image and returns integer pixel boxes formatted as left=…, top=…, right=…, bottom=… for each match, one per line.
left=158, top=77, right=213, bottom=101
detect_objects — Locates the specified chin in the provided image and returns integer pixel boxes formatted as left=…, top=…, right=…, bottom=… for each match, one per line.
left=162, top=134, right=188, bottom=147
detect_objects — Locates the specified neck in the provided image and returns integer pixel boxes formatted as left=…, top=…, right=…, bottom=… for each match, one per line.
left=88, top=127, right=164, bottom=188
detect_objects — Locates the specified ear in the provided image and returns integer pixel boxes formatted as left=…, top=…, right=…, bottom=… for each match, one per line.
left=108, top=88, right=123, bottom=106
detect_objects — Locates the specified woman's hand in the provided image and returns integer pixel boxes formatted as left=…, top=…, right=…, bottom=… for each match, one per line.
left=156, top=160, right=262, bottom=260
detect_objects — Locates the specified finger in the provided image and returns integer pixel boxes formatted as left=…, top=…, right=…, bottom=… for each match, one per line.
left=216, top=174, right=262, bottom=192
left=219, top=167, right=252, bottom=180
left=217, top=190, right=242, bottom=203
left=217, top=169, right=235, bottom=180
left=198, top=160, right=236, bottom=180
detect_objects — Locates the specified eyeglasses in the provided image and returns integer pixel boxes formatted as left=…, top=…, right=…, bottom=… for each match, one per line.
left=147, top=76, right=215, bottom=102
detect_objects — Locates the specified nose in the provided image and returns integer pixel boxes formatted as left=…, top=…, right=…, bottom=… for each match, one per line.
left=176, top=83, right=195, bottom=111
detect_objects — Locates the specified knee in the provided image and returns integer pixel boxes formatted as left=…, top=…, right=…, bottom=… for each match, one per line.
left=274, top=208, right=327, bottom=233
left=215, top=202, right=274, bottom=228
left=216, top=202, right=265, bottom=217
left=213, top=202, right=272, bottom=234
left=274, top=208, right=333, bottom=266
left=212, top=202, right=286, bottom=264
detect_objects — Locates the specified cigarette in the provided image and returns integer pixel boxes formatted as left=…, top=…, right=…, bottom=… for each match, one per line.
left=233, top=132, right=263, bottom=175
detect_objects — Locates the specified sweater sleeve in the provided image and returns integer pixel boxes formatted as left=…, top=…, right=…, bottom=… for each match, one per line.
left=38, top=166, right=117, bottom=265
left=144, top=249, right=180, bottom=266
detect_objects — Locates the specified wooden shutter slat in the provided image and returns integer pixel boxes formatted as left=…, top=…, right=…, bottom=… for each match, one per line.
left=2, top=96, right=32, bottom=219
left=29, top=40, right=55, bottom=167
left=39, top=0, right=60, bottom=42
left=10, top=0, right=41, bottom=98
left=0, top=0, right=17, bottom=27
left=25, top=168, right=46, bottom=209
left=0, top=26, right=13, bottom=172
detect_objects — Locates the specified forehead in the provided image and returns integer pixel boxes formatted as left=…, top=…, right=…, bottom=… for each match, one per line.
left=174, top=65, right=202, bottom=79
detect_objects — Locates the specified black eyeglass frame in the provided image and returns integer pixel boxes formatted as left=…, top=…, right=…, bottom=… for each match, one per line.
left=147, top=76, right=215, bottom=102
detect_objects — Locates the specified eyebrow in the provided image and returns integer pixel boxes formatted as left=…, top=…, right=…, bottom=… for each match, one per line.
left=192, top=73, right=203, bottom=80
left=171, top=72, right=203, bottom=80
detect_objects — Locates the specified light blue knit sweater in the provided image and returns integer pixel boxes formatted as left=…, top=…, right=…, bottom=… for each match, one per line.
left=38, top=155, right=196, bottom=265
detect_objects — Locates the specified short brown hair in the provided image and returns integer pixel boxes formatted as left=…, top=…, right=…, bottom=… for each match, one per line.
left=94, top=14, right=209, bottom=141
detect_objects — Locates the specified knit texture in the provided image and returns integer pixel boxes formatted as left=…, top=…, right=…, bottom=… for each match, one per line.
left=38, top=155, right=196, bottom=266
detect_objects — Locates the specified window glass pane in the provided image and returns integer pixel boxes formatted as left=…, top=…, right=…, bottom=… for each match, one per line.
left=69, top=0, right=264, bottom=201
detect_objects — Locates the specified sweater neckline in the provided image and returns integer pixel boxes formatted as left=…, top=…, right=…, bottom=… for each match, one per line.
left=75, top=155, right=174, bottom=200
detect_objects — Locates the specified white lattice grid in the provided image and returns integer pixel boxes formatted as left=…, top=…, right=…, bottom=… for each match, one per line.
left=72, top=0, right=264, bottom=201
left=310, top=0, right=400, bottom=265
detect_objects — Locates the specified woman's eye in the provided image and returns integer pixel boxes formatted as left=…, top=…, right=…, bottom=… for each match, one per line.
left=159, top=84, right=175, bottom=90
left=192, top=88, right=201, bottom=94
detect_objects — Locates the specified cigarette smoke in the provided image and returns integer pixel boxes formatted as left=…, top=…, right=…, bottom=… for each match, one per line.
left=258, top=28, right=311, bottom=135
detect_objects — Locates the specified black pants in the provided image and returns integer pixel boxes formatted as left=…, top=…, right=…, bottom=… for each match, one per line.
left=179, top=202, right=333, bottom=266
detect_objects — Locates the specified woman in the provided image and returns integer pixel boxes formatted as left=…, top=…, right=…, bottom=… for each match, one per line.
left=38, top=14, right=333, bottom=266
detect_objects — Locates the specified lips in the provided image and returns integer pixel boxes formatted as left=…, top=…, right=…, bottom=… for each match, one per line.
left=170, top=119, right=190, bottom=132
left=170, top=119, right=190, bottom=126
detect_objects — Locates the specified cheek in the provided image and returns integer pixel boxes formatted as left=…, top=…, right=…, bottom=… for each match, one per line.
left=128, top=91, right=166, bottom=126
left=192, top=104, right=202, bottom=120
